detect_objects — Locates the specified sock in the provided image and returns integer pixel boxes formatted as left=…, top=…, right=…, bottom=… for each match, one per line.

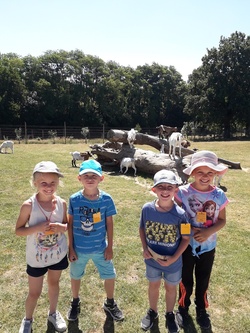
left=106, top=297, right=114, bottom=305
left=72, top=297, right=80, bottom=304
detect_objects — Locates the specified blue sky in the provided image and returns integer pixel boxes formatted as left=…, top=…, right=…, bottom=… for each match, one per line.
left=1, top=0, right=249, bottom=80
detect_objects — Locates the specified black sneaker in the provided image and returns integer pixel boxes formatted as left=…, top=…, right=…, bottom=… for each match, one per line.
left=165, top=312, right=179, bottom=333
left=196, top=308, right=211, bottom=329
left=103, top=301, right=124, bottom=321
left=141, top=308, right=158, bottom=331
left=67, top=299, right=81, bottom=321
left=176, top=306, right=189, bottom=328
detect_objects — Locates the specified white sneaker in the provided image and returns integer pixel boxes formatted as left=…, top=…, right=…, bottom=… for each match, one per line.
left=19, top=318, right=33, bottom=333
left=48, top=311, right=67, bottom=332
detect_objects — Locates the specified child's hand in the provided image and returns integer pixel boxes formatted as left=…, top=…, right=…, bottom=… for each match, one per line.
left=39, top=220, right=52, bottom=234
left=157, top=256, right=175, bottom=266
left=48, top=222, right=66, bottom=234
left=193, top=227, right=211, bottom=242
left=143, top=248, right=153, bottom=259
left=104, top=247, right=113, bottom=260
left=69, top=248, right=78, bottom=262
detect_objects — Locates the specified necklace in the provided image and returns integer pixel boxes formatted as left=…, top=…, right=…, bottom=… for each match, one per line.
left=83, top=190, right=101, bottom=214
left=83, top=190, right=99, bottom=200
left=36, top=196, right=56, bottom=221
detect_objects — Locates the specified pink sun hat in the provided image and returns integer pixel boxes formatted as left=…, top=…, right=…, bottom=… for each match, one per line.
left=183, top=150, right=228, bottom=176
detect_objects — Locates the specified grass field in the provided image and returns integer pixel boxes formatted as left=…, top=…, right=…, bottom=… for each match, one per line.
left=0, top=140, right=249, bottom=333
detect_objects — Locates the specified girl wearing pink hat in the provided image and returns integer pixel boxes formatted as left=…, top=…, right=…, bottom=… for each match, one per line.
left=174, top=151, right=229, bottom=330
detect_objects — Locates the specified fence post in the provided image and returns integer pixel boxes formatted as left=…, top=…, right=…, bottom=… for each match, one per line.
left=24, top=122, right=28, bottom=144
left=64, top=122, right=66, bottom=144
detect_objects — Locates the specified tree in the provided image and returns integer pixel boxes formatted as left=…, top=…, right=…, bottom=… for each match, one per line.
left=184, top=31, right=250, bottom=139
left=0, top=54, right=27, bottom=124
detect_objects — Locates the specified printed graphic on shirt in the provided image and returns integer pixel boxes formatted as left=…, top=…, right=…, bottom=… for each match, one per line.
left=186, top=194, right=217, bottom=227
left=79, top=205, right=101, bottom=235
left=146, top=220, right=178, bottom=247
left=35, top=233, right=61, bottom=263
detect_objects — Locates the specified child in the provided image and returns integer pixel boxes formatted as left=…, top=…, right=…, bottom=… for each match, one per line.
left=15, top=161, right=68, bottom=333
left=175, top=150, right=229, bottom=329
left=139, top=170, right=190, bottom=333
left=67, top=159, right=123, bottom=322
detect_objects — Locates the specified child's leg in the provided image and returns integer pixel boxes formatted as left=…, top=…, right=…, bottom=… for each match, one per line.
left=164, top=282, right=177, bottom=313
left=104, top=278, right=115, bottom=299
left=25, top=275, right=44, bottom=319
left=179, top=245, right=195, bottom=309
left=47, top=269, right=62, bottom=314
left=148, top=280, right=161, bottom=312
left=71, top=278, right=81, bottom=298
left=195, top=248, right=215, bottom=309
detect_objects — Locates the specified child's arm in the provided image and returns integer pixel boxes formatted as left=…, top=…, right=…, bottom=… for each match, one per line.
left=158, top=235, right=190, bottom=266
left=49, top=200, right=68, bottom=233
left=174, top=197, right=182, bottom=207
left=15, top=200, right=51, bottom=236
left=193, top=207, right=226, bottom=243
left=139, top=227, right=154, bottom=260
left=105, top=215, right=113, bottom=260
left=68, top=214, right=77, bottom=262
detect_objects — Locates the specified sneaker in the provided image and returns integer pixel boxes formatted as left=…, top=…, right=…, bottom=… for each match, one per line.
left=103, top=301, right=124, bottom=321
left=67, top=299, right=81, bottom=321
left=196, top=308, right=211, bottom=329
left=19, top=318, right=33, bottom=333
left=176, top=306, right=189, bottom=328
left=165, top=312, right=179, bottom=333
left=48, top=311, right=67, bottom=332
left=141, top=308, right=158, bottom=331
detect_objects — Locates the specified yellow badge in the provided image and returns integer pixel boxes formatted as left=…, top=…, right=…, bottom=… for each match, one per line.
left=181, top=223, right=191, bottom=235
left=93, top=212, right=101, bottom=223
left=196, top=212, right=207, bottom=223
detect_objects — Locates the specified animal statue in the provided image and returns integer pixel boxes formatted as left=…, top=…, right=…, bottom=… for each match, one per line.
left=156, top=125, right=177, bottom=139
left=127, top=128, right=137, bottom=148
left=120, top=157, right=137, bottom=176
left=70, top=151, right=92, bottom=167
left=181, top=140, right=191, bottom=148
left=0, top=140, right=14, bottom=153
left=169, top=132, right=183, bottom=159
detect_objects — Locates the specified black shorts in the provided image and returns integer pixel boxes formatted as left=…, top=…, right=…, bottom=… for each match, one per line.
left=26, top=255, right=68, bottom=277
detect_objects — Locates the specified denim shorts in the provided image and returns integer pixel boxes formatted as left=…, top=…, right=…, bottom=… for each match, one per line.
left=145, top=264, right=181, bottom=285
left=27, top=255, right=69, bottom=277
left=70, top=252, right=116, bottom=280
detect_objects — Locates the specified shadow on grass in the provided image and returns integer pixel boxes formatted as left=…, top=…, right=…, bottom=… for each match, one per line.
left=103, top=309, right=126, bottom=332
left=67, top=319, right=83, bottom=333
left=103, top=310, right=115, bottom=332
left=47, top=319, right=83, bottom=332
left=181, top=316, right=214, bottom=333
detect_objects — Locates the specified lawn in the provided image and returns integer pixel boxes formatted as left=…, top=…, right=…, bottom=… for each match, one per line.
left=0, top=140, right=249, bottom=333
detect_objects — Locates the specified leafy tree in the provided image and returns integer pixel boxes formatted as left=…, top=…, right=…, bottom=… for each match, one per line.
left=0, top=54, right=27, bottom=124
left=184, top=31, right=250, bottom=139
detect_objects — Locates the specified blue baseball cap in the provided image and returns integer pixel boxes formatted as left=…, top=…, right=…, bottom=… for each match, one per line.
left=79, top=160, right=102, bottom=176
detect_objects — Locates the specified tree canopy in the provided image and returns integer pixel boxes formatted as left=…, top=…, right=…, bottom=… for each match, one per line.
left=0, top=51, right=186, bottom=129
left=184, top=31, right=250, bottom=138
left=1, top=31, right=250, bottom=139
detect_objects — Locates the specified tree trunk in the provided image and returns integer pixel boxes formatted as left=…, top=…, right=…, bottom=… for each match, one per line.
left=90, top=129, right=241, bottom=182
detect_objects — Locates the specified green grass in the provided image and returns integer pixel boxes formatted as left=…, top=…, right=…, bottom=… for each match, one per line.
left=0, top=140, right=250, bottom=333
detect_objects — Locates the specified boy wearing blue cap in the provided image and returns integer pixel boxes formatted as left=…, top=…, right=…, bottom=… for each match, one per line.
left=67, top=159, right=123, bottom=322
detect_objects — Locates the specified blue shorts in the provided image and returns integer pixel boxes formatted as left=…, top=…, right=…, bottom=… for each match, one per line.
left=27, top=255, right=69, bottom=277
left=145, top=264, right=181, bottom=285
left=70, top=252, right=116, bottom=280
